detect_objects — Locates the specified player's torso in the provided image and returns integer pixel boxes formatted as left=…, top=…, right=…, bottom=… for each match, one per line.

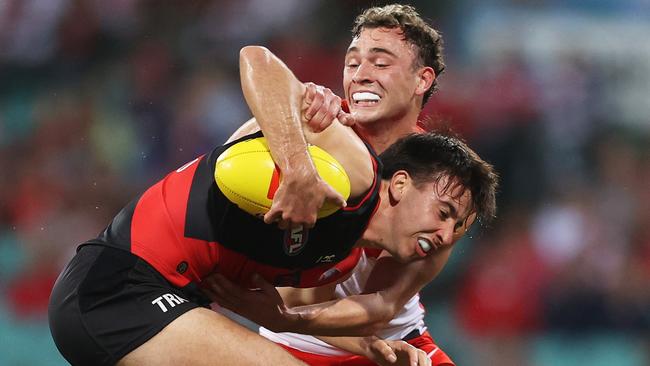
left=87, top=132, right=381, bottom=289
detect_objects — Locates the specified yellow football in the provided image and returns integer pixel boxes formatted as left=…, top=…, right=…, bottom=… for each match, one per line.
left=215, top=137, right=350, bottom=218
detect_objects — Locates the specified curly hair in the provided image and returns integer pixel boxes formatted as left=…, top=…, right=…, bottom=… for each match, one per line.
left=352, top=4, right=446, bottom=105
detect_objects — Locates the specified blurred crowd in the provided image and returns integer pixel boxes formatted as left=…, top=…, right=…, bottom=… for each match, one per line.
left=0, top=1, right=648, bottom=365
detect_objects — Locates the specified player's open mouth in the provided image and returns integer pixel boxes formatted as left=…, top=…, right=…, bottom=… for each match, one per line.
left=416, top=238, right=434, bottom=257
left=352, top=92, right=381, bottom=106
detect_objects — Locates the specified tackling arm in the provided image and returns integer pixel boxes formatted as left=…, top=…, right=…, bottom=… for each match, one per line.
left=238, top=46, right=372, bottom=225
left=204, top=246, right=453, bottom=336
left=282, top=247, right=453, bottom=336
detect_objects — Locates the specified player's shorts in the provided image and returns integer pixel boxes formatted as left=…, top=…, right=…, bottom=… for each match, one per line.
left=279, top=331, right=455, bottom=366
left=48, top=244, right=207, bottom=366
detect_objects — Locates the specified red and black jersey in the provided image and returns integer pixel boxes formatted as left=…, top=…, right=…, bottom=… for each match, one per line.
left=84, top=132, right=382, bottom=289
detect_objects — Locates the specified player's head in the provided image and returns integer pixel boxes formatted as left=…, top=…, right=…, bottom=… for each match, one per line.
left=343, top=4, right=445, bottom=125
left=369, top=131, right=498, bottom=262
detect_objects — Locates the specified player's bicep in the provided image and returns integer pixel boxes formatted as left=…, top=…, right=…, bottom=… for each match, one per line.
left=363, top=248, right=453, bottom=310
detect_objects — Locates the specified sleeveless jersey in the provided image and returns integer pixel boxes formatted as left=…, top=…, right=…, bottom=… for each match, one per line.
left=83, top=131, right=382, bottom=289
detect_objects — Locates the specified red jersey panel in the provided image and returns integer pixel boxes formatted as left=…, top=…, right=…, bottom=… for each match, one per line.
left=87, top=132, right=382, bottom=290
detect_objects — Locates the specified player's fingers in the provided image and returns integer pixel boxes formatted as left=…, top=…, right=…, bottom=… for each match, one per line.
left=324, top=184, right=347, bottom=208
left=400, top=345, right=426, bottom=366
left=316, top=95, right=341, bottom=131
left=278, top=220, right=290, bottom=230
left=290, top=219, right=314, bottom=230
left=337, top=109, right=356, bottom=126
left=418, top=349, right=431, bottom=366
left=304, top=220, right=316, bottom=229
left=309, top=105, right=330, bottom=131
left=283, top=210, right=316, bottom=229
left=372, top=341, right=397, bottom=364
left=303, top=86, right=324, bottom=123
left=303, top=82, right=317, bottom=106
left=264, top=207, right=282, bottom=225
left=405, top=347, right=419, bottom=366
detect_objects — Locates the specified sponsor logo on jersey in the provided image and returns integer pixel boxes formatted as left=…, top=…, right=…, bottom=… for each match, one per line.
left=151, top=293, right=189, bottom=313
left=283, top=225, right=309, bottom=256
left=315, top=254, right=336, bottom=264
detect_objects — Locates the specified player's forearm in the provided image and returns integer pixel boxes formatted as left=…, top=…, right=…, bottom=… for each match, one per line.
left=315, top=335, right=379, bottom=358
left=288, top=292, right=396, bottom=336
left=239, top=46, right=313, bottom=176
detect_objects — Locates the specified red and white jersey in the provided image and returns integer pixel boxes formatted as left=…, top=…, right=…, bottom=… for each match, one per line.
left=260, top=250, right=427, bottom=356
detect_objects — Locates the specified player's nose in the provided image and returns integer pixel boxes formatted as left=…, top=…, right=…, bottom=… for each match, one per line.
left=352, top=61, right=374, bottom=84
left=439, top=221, right=455, bottom=246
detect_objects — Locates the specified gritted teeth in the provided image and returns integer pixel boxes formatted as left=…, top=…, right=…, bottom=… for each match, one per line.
left=352, top=92, right=381, bottom=102
left=417, top=238, right=433, bottom=253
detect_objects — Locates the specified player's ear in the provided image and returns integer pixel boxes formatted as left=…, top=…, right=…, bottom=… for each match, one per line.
left=388, top=171, right=409, bottom=204
left=415, top=66, right=435, bottom=96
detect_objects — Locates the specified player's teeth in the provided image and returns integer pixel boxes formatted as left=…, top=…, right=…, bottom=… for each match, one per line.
left=418, top=238, right=432, bottom=253
left=352, top=92, right=380, bottom=102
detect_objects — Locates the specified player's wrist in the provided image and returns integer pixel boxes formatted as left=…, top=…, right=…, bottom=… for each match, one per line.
left=280, top=152, right=319, bottom=185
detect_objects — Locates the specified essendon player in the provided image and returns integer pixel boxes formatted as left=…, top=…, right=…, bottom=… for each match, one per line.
left=48, top=45, right=496, bottom=366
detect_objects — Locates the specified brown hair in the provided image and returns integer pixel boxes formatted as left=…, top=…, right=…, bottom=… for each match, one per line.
left=352, top=4, right=445, bottom=105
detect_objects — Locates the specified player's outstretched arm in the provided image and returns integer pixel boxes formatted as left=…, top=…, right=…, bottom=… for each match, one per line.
left=238, top=46, right=371, bottom=228
left=202, top=245, right=454, bottom=336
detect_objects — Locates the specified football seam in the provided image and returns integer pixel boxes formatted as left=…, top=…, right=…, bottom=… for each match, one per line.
left=311, top=156, right=351, bottom=190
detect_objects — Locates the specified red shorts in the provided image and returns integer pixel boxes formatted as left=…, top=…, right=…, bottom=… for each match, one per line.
left=280, top=331, right=455, bottom=366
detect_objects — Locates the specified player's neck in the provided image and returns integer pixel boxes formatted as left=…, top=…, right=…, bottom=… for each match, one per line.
left=355, top=116, right=419, bottom=154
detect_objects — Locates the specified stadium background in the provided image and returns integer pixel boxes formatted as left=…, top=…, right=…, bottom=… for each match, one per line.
left=1, top=0, right=648, bottom=365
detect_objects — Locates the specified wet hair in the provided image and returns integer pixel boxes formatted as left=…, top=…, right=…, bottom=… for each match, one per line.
left=352, top=4, right=445, bottom=105
left=379, top=132, right=498, bottom=226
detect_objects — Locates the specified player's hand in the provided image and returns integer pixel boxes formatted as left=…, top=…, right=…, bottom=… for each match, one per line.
left=302, top=82, right=355, bottom=132
left=263, top=167, right=346, bottom=229
left=202, top=273, right=320, bottom=332
left=369, top=339, right=431, bottom=366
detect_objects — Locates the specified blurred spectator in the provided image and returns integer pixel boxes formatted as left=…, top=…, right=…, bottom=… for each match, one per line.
left=455, top=209, right=548, bottom=365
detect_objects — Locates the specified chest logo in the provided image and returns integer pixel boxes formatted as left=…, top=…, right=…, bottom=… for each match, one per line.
left=284, top=225, right=309, bottom=256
